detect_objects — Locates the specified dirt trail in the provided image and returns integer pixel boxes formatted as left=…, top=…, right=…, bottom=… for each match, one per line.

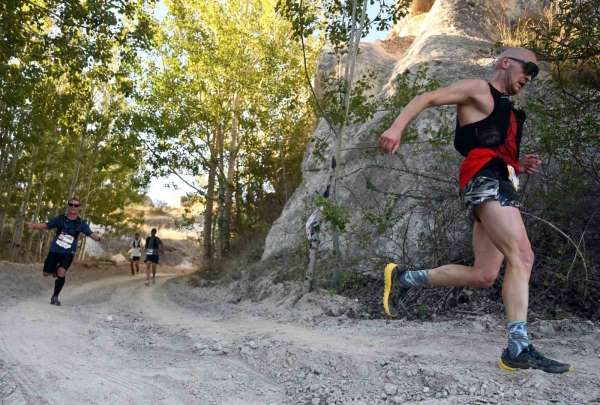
left=1, top=263, right=599, bottom=404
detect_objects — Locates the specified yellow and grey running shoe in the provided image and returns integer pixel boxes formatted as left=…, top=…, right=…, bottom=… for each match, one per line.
left=383, top=263, right=403, bottom=317
left=499, top=345, right=572, bottom=374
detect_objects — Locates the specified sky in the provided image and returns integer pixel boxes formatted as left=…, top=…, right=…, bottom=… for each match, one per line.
left=147, top=2, right=390, bottom=207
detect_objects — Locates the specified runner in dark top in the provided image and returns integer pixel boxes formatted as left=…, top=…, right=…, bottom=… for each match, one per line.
left=26, top=197, right=102, bottom=306
left=378, top=47, right=571, bottom=373
left=144, top=228, right=163, bottom=286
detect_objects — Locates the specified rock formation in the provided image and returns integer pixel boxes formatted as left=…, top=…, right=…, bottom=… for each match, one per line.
left=262, top=0, right=542, bottom=270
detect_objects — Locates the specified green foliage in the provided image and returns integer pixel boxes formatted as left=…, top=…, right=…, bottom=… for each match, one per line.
left=527, top=0, right=600, bottom=89
left=135, top=0, right=319, bottom=250
left=0, top=0, right=155, bottom=252
left=318, top=70, right=379, bottom=126
left=416, top=303, right=429, bottom=320
left=276, top=0, right=411, bottom=47
left=364, top=195, right=399, bottom=234
left=314, top=194, right=349, bottom=233
left=514, top=0, right=600, bottom=313
left=374, top=65, right=440, bottom=142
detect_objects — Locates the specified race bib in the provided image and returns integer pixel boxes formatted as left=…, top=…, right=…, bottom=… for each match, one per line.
left=56, top=233, right=74, bottom=250
left=146, top=249, right=155, bottom=255
left=507, top=164, right=520, bottom=191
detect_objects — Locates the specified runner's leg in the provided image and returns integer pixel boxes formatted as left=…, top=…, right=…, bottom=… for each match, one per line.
left=145, top=260, right=151, bottom=285
left=427, top=220, right=504, bottom=287
left=476, top=202, right=533, bottom=321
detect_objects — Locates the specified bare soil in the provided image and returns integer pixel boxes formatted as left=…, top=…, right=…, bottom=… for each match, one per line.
left=1, top=261, right=599, bottom=404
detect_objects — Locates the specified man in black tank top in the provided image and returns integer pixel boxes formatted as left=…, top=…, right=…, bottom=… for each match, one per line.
left=144, top=228, right=164, bottom=286
left=377, top=47, right=571, bottom=373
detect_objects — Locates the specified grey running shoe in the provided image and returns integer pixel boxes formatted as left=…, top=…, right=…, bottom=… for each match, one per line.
left=499, top=345, right=571, bottom=374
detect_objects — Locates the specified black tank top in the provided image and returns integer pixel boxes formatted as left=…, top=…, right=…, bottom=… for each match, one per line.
left=454, top=83, right=526, bottom=158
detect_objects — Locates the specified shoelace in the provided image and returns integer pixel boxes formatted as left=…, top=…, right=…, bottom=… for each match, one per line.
left=527, top=346, right=555, bottom=365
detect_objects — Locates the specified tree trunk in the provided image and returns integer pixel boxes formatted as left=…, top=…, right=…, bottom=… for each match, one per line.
left=0, top=156, right=18, bottom=242
left=221, top=92, right=241, bottom=256
left=216, top=123, right=227, bottom=258
left=203, top=153, right=216, bottom=260
left=68, top=130, right=87, bottom=199
left=329, top=0, right=368, bottom=288
left=11, top=170, right=34, bottom=252
left=77, top=162, right=97, bottom=261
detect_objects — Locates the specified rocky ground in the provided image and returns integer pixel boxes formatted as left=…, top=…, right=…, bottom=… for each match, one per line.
left=1, top=261, right=599, bottom=404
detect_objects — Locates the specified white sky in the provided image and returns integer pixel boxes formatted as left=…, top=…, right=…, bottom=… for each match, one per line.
left=147, top=2, right=389, bottom=207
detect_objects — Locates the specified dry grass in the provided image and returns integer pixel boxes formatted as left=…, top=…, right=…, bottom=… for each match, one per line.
left=126, top=204, right=202, bottom=241
left=491, top=2, right=559, bottom=48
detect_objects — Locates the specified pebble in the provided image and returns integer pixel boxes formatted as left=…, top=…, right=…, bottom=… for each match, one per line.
left=384, top=383, right=398, bottom=395
left=391, top=395, right=404, bottom=403
left=311, top=397, right=321, bottom=405
left=423, top=387, right=430, bottom=393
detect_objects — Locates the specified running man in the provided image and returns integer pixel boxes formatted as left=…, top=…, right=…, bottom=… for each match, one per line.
left=26, top=197, right=102, bottom=306
left=144, top=228, right=163, bottom=286
left=129, top=232, right=142, bottom=275
left=379, top=47, right=571, bottom=373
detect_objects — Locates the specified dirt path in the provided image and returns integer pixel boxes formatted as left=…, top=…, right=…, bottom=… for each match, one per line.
left=1, top=263, right=599, bottom=404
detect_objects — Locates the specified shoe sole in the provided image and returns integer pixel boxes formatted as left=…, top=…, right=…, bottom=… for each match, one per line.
left=498, top=357, right=573, bottom=374
left=383, top=263, right=397, bottom=317
left=498, top=358, right=518, bottom=372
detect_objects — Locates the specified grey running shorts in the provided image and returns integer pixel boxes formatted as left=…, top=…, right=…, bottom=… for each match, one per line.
left=462, top=175, right=521, bottom=222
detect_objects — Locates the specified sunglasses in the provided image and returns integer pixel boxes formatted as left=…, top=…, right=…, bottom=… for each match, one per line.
left=507, top=57, right=539, bottom=79
left=68, top=202, right=81, bottom=207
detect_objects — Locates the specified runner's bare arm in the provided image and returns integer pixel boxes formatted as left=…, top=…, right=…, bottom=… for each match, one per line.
left=379, top=79, right=487, bottom=154
left=26, top=222, right=48, bottom=230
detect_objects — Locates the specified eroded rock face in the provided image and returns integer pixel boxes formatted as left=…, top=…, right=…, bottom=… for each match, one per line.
left=262, top=0, right=539, bottom=268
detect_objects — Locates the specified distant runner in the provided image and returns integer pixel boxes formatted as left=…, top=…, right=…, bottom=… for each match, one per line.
left=26, top=197, right=102, bottom=306
left=129, top=232, right=142, bottom=275
left=144, top=228, right=163, bottom=286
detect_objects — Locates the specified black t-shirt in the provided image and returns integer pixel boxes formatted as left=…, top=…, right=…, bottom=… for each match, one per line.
left=145, top=236, right=162, bottom=256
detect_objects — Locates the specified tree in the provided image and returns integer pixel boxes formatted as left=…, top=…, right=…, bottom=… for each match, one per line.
left=0, top=0, right=154, bottom=259
left=136, top=0, right=318, bottom=260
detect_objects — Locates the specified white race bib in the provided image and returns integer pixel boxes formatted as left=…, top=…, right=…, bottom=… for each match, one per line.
left=146, top=249, right=155, bottom=255
left=56, top=233, right=74, bottom=250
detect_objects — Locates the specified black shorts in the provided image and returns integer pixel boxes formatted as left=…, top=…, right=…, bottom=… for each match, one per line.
left=131, top=256, right=141, bottom=262
left=462, top=167, right=521, bottom=222
left=145, top=255, right=159, bottom=264
left=43, top=252, right=74, bottom=274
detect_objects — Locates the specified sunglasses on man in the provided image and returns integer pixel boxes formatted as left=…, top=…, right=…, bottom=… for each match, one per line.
left=68, top=202, right=81, bottom=208
left=507, top=57, right=539, bottom=79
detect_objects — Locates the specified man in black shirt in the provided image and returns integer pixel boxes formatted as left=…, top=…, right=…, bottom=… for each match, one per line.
left=144, top=228, right=163, bottom=286
left=26, top=197, right=102, bottom=305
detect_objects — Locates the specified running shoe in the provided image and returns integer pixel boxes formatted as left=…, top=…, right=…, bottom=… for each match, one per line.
left=50, top=296, right=61, bottom=306
left=499, top=345, right=572, bottom=374
left=383, top=263, right=405, bottom=317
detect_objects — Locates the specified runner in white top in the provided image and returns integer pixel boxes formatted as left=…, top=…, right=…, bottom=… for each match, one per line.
left=129, top=232, right=142, bottom=275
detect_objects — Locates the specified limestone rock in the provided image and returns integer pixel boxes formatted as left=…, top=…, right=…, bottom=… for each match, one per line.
left=262, top=0, right=541, bottom=267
